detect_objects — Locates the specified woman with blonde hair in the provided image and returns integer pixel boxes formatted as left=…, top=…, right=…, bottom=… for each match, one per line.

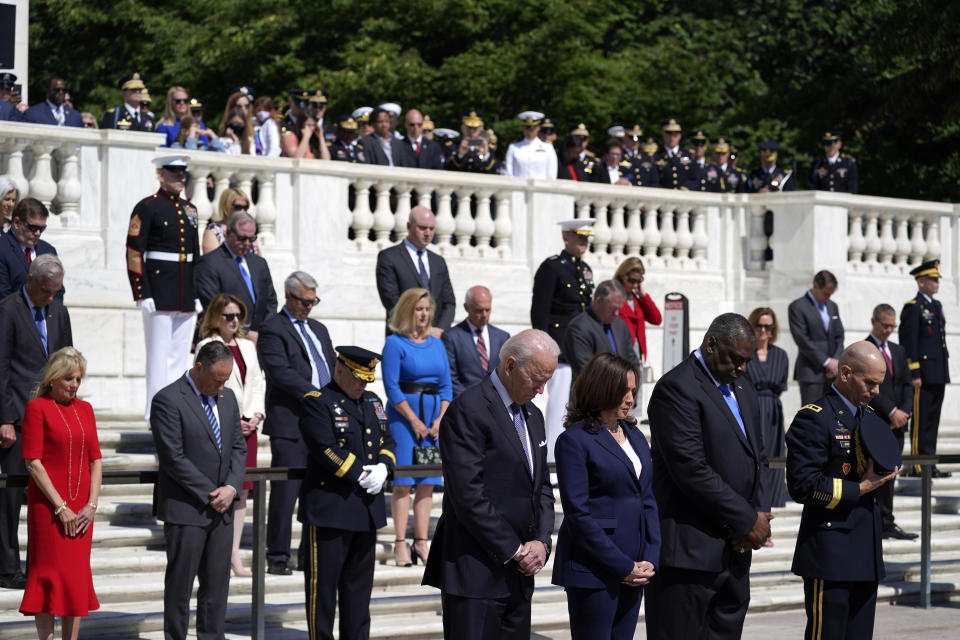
left=381, top=288, right=451, bottom=566
left=0, top=175, right=19, bottom=233
left=202, top=187, right=260, bottom=255
left=156, top=86, right=214, bottom=147
left=19, top=347, right=102, bottom=639
left=196, top=293, right=265, bottom=575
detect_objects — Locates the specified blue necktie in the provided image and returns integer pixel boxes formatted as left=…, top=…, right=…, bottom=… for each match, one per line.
left=510, top=403, right=533, bottom=475
left=817, top=302, right=829, bottom=332
left=719, top=384, right=747, bottom=439
left=604, top=324, right=617, bottom=354
left=235, top=256, right=256, bottom=304
left=298, top=320, right=331, bottom=388
left=417, top=249, right=430, bottom=290
left=33, top=307, right=48, bottom=355
left=202, top=395, right=222, bottom=450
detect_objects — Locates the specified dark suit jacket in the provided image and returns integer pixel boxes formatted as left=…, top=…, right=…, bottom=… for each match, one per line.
left=551, top=421, right=660, bottom=589
left=395, top=136, right=444, bottom=170
left=647, top=354, right=764, bottom=572
left=0, top=290, right=73, bottom=427
left=590, top=161, right=633, bottom=185
left=422, top=376, right=555, bottom=599
left=150, top=375, right=246, bottom=526
left=359, top=134, right=406, bottom=166
left=0, top=100, right=20, bottom=122
left=257, top=310, right=336, bottom=440
left=375, top=242, right=456, bottom=329
left=565, top=309, right=640, bottom=382
left=788, top=292, right=845, bottom=383
left=0, top=234, right=63, bottom=301
left=865, top=334, right=911, bottom=425
left=194, top=244, right=278, bottom=331
left=442, top=319, right=510, bottom=396
left=23, top=102, right=83, bottom=127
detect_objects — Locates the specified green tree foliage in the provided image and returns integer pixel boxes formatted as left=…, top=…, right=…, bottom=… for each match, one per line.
left=27, top=0, right=960, bottom=200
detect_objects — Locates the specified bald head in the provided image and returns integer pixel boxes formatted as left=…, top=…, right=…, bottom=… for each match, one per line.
left=406, top=206, right=436, bottom=249
left=405, top=109, right=424, bottom=140
left=835, top=341, right=886, bottom=406
left=464, top=285, right=492, bottom=328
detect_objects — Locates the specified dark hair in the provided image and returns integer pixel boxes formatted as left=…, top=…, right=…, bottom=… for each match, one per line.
left=564, top=353, right=638, bottom=429
left=705, top=312, right=756, bottom=346
left=45, top=76, right=65, bottom=90
left=370, top=107, right=390, bottom=126
left=747, top=307, right=779, bottom=344
left=174, top=115, right=196, bottom=146
left=813, top=269, right=838, bottom=288
left=195, top=340, right=233, bottom=367
left=293, top=105, right=321, bottom=156
left=605, top=138, right=624, bottom=153
left=11, top=197, right=49, bottom=223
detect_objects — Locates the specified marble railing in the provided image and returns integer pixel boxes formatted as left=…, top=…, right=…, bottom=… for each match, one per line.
left=845, top=196, right=953, bottom=273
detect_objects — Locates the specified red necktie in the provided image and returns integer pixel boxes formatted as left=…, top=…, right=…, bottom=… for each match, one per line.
left=414, top=141, right=421, bottom=156
left=476, top=328, right=488, bottom=373
left=881, top=342, right=893, bottom=375
left=568, top=164, right=578, bottom=181
left=24, top=248, right=31, bottom=265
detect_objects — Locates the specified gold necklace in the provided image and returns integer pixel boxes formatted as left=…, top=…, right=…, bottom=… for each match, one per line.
left=54, top=399, right=86, bottom=502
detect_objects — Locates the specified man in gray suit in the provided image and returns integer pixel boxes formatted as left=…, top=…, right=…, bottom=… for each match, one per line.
left=565, top=280, right=640, bottom=384
left=375, top=205, right=456, bottom=334
left=151, top=341, right=246, bottom=640
left=788, top=270, right=845, bottom=404
left=442, top=285, right=510, bottom=397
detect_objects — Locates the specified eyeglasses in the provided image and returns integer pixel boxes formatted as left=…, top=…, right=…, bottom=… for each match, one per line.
left=231, top=203, right=249, bottom=211
left=232, top=234, right=257, bottom=243
left=21, top=222, right=47, bottom=234
left=221, top=313, right=242, bottom=321
left=626, top=277, right=644, bottom=285
left=83, top=121, right=96, bottom=129
left=172, top=98, right=189, bottom=104
left=755, top=324, right=774, bottom=332
left=290, top=293, right=321, bottom=308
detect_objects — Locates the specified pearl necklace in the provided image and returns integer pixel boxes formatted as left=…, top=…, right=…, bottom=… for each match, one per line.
left=54, top=399, right=85, bottom=502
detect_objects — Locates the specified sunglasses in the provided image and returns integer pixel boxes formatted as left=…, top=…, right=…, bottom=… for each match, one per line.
left=163, top=168, right=188, bottom=177
left=231, top=203, right=249, bottom=211
left=626, top=277, right=644, bottom=285
left=172, top=98, right=189, bottom=104
left=83, top=121, right=96, bottom=129
left=290, top=293, right=321, bottom=308
left=24, top=223, right=47, bottom=234
left=755, top=324, right=775, bottom=332
left=233, top=234, right=257, bottom=243
left=221, top=313, right=242, bottom=321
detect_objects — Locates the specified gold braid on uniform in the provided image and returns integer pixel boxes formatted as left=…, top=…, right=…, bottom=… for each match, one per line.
left=325, top=448, right=356, bottom=477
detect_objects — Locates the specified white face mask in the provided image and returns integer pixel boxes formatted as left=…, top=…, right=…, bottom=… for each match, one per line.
left=256, top=110, right=271, bottom=123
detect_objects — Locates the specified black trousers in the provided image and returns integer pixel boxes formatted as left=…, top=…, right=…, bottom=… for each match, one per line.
left=644, top=554, right=751, bottom=640
left=303, top=524, right=376, bottom=640
left=163, top=519, right=232, bottom=640
left=0, top=437, right=25, bottom=576
left=911, top=384, right=944, bottom=470
left=565, top=584, right=644, bottom=640
left=877, top=426, right=906, bottom=527
left=803, top=577, right=877, bottom=640
left=441, top=584, right=532, bottom=640
left=267, top=435, right=307, bottom=566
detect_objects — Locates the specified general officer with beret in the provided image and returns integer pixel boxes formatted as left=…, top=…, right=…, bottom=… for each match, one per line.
left=653, top=118, right=693, bottom=189
left=126, top=154, right=201, bottom=419
left=900, top=259, right=951, bottom=477
left=808, top=131, right=858, bottom=193
left=299, top=346, right=396, bottom=640
left=531, top=219, right=594, bottom=460
left=786, top=341, right=900, bottom=640
left=749, top=141, right=795, bottom=192
left=101, top=72, right=152, bottom=131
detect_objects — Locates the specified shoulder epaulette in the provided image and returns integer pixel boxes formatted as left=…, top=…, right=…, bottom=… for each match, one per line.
left=106, top=107, right=116, bottom=114
left=905, top=299, right=917, bottom=305
left=842, top=153, right=853, bottom=159
left=546, top=254, right=560, bottom=261
left=799, top=403, right=823, bottom=413
left=304, top=390, right=322, bottom=398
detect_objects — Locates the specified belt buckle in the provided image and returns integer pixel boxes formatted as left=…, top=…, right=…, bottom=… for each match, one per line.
left=179, top=253, right=187, bottom=262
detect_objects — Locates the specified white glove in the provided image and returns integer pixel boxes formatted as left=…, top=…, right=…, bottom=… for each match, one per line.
left=359, top=463, right=388, bottom=495
left=137, top=297, right=156, bottom=313
left=194, top=298, right=203, bottom=313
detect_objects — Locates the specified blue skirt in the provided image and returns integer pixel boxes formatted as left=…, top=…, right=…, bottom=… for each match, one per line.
left=388, top=394, right=442, bottom=486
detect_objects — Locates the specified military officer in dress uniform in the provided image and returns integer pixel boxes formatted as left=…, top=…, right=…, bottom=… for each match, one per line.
left=126, top=154, right=201, bottom=418
left=331, top=115, right=362, bottom=162
left=538, top=117, right=558, bottom=145
left=352, top=106, right=374, bottom=139
left=900, top=259, right=952, bottom=477
left=749, top=140, right=795, bottom=192
left=280, top=89, right=311, bottom=135
left=705, top=137, right=747, bottom=193
left=505, top=111, right=558, bottom=179
left=653, top=118, right=693, bottom=189
left=101, top=72, right=153, bottom=131
left=685, top=129, right=710, bottom=191
left=569, top=123, right=598, bottom=171
left=531, top=219, right=595, bottom=460
left=808, top=131, right=858, bottom=193
left=621, top=124, right=660, bottom=187
left=299, top=346, right=396, bottom=640
left=786, top=341, right=901, bottom=640
left=443, top=110, right=484, bottom=170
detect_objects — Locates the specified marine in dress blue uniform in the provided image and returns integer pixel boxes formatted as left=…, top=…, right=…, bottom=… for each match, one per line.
left=808, top=131, right=858, bottom=193
left=299, top=347, right=397, bottom=640
left=652, top=118, right=693, bottom=189
left=899, top=259, right=951, bottom=477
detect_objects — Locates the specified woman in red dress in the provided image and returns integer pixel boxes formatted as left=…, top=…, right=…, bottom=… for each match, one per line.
left=613, top=257, right=662, bottom=363
left=20, top=347, right=101, bottom=640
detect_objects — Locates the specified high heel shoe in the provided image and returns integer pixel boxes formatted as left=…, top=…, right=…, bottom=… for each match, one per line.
left=412, top=538, right=430, bottom=565
left=394, top=539, right=412, bottom=567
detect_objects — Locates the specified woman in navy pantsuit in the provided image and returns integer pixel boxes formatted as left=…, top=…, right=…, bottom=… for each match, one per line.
left=552, top=353, right=661, bottom=640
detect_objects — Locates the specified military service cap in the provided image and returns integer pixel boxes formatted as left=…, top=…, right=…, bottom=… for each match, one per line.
left=640, top=137, right=659, bottom=154
left=661, top=118, right=682, bottom=133
left=378, top=102, right=402, bottom=116
left=625, top=124, right=643, bottom=138
left=309, top=90, right=328, bottom=104
left=606, top=125, right=625, bottom=137
left=461, top=110, right=484, bottom=127
left=910, top=259, right=941, bottom=279
left=188, top=98, right=203, bottom=111
left=336, top=346, right=382, bottom=383
left=518, top=111, right=545, bottom=126
left=570, top=123, right=590, bottom=137
left=152, top=154, right=189, bottom=170
left=558, top=219, right=595, bottom=236
left=433, top=128, right=459, bottom=139
left=352, top=106, right=373, bottom=122
left=140, top=89, right=153, bottom=104
left=713, top=137, right=732, bottom=153
left=486, top=128, right=499, bottom=150
left=288, top=89, right=311, bottom=103
left=689, top=129, right=708, bottom=144
left=233, top=85, right=255, bottom=98
left=335, top=115, right=358, bottom=131
left=119, top=72, right=146, bottom=91
left=422, top=115, right=435, bottom=131
left=855, top=412, right=901, bottom=474
left=0, top=73, right=17, bottom=89
left=821, top=130, right=842, bottom=144
left=541, top=117, right=556, bottom=133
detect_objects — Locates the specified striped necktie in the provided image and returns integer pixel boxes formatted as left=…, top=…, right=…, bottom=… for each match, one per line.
left=202, top=395, right=222, bottom=450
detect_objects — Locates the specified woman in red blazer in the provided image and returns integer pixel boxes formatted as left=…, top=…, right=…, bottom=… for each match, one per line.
left=613, top=257, right=662, bottom=361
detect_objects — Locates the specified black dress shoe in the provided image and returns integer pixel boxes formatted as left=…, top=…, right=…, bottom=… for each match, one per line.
left=0, top=571, right=27, bottom=589
left=267, top=563, right=292, bottom=576
left=932, top=468, right=953, bottom=478
left=883, top=524, right=919, bottom=540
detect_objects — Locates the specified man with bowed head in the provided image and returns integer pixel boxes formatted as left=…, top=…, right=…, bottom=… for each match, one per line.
left=442, top=285, right=510, bottom=397
left=423, top=329, right=559, bottom=640
left=788, top=270, right=845, bottom=404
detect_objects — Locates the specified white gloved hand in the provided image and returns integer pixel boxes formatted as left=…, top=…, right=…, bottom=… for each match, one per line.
left=359, top=463, right=388, bottom=495
left=194, top=298, right=203, bottom=313
left=137, top=297, right=156, bottom=313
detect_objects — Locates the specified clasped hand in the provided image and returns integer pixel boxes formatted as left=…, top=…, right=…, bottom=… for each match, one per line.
left=732, top=512, right=774, bottom=552
left=208, top=486, right=235, bottom=513
left=621, top=561, right=655, bottom=587
left=513, top=540, right=547, bottom=576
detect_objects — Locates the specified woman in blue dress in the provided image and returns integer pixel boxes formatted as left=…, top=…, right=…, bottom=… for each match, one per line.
left=382, top=288, right=452, bottom=567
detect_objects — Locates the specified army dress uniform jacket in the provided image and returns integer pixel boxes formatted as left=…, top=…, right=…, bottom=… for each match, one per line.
left=786, top=390, right=885, bottom=582
left=808, top=155, right=858, bottom=193
left=126, top=188, right=201, bottom=312
left=330, top=139, right=363, bottom=163
left=899, top=293, right=949, bottom=384
left=298, top=383, right=397, bottom=531
left=748, top=166, right=795, bottom=192
left=706, top=164, right=747, bottom=193
left=629, top=153, right=660, bottom=188
left=100, top=104, right=153, bottom=131
left=653, top=148, right=693, bottom=189
left=531, top=250, right=594, bottom=362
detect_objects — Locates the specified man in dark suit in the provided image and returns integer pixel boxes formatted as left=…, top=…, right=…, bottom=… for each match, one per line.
left=786, top=342, right=899, bottom=640
left=396, top=108, right=444, bottom=170
left=590, top=138, right=634, bottom=185
left=151, top=341, right=246, bottom=640
left=565, top=280, right=640, bottom=384
left=257, top=270, right=336, bottom=574
left=375, top=205, right=456, bottom=333
left=23, top=76, right=83, bottom=127
left=442, top=285, right=510, bottom=397
left=358, top=107, right=406, bottom=167
left=788, top=270, right=845, bottom=404
left=865, top=304, right=917, bottom=540
left=0, top=197, right=63, bottom=301
left=0, top=255, right=72, bottom=589
left=423, top=329, right=558, bottom=640
left=0, top=96, right=19, bottom=122
left=194, top=211, right=278, bottom=341
left=644, top=313, right=772, bottom=639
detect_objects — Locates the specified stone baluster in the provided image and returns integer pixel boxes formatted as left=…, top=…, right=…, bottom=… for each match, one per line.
left=28, top=140, right=59, bottom=213
left=642, top=203, right=662, bottom=258
left=453, top=188, right=476, bottom=255
left=659, top=205, right=678, bottom=259
left=862, top=211, right=881, bottom=264
left=384, top=182, right=410, bottom=247
left=925, top=216, right=941, bottom=261
left=236, top=171, right=255, bottom=217
left=493, top=190, right=514, bottom=256
left=189, top=162, right=214, bottom=229
left=607, top=200, right=627, bottom=256
left=350, top=179, right=373, bottom=250
left=54, top=143, right=82, bottom=226
left=591, top=201, right=611, bottom=256
left=893, top=213, right=912, bottom=265
left=877, top=212, right=897, bottom=265
left=575, top=197, right=592, bottom=220
left=909, top=216, right=927, bottom=265
left=674, top=204, right=693, bottom=259
left=690, top=206, right=709, bottom=260
left=254, top=171, right=277, bottom=244
left=212, top=167, right=232, bottom=216
left=434, top=186, right=455, bottom=251
left=847, top=209, right=865, bottom=263
left=624, top=202, right=644, bottom=255
left=1, top=138, right=30, bottom=197
left=416, top=186, right=433, bottom=210
left=373, top=180, right=399, bottom=246
left=365, top=179, right=392, bottom=250
left=474, top=190, right=495, bottom=255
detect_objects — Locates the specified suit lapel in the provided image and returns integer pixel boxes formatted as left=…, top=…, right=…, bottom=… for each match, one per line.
left=481, top=380, right=533, bottom=482
left=181, top=379, right=220, bottom=452
left=731, top=380, right=760, bottom=459
left=281, top=315, right=309, bottom=361
left=596, top=425, right=642, bottom=487
left=17, top=293, right=47, bottom=355
left=692, top=357, right=752, bottom=451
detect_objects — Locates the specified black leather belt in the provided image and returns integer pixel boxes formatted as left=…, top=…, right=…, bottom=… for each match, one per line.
left=399, top=382, right=439, bottom=422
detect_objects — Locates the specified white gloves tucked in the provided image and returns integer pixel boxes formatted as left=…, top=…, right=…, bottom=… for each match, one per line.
left=194, top=298, right=203, bottom=313
left=359, top=463, right=388, bottom=495
left=137, top=297, right=156, bottom=313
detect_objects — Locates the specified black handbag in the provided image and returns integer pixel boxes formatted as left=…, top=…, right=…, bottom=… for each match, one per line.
left=413, top=441, right=441, bottom=465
